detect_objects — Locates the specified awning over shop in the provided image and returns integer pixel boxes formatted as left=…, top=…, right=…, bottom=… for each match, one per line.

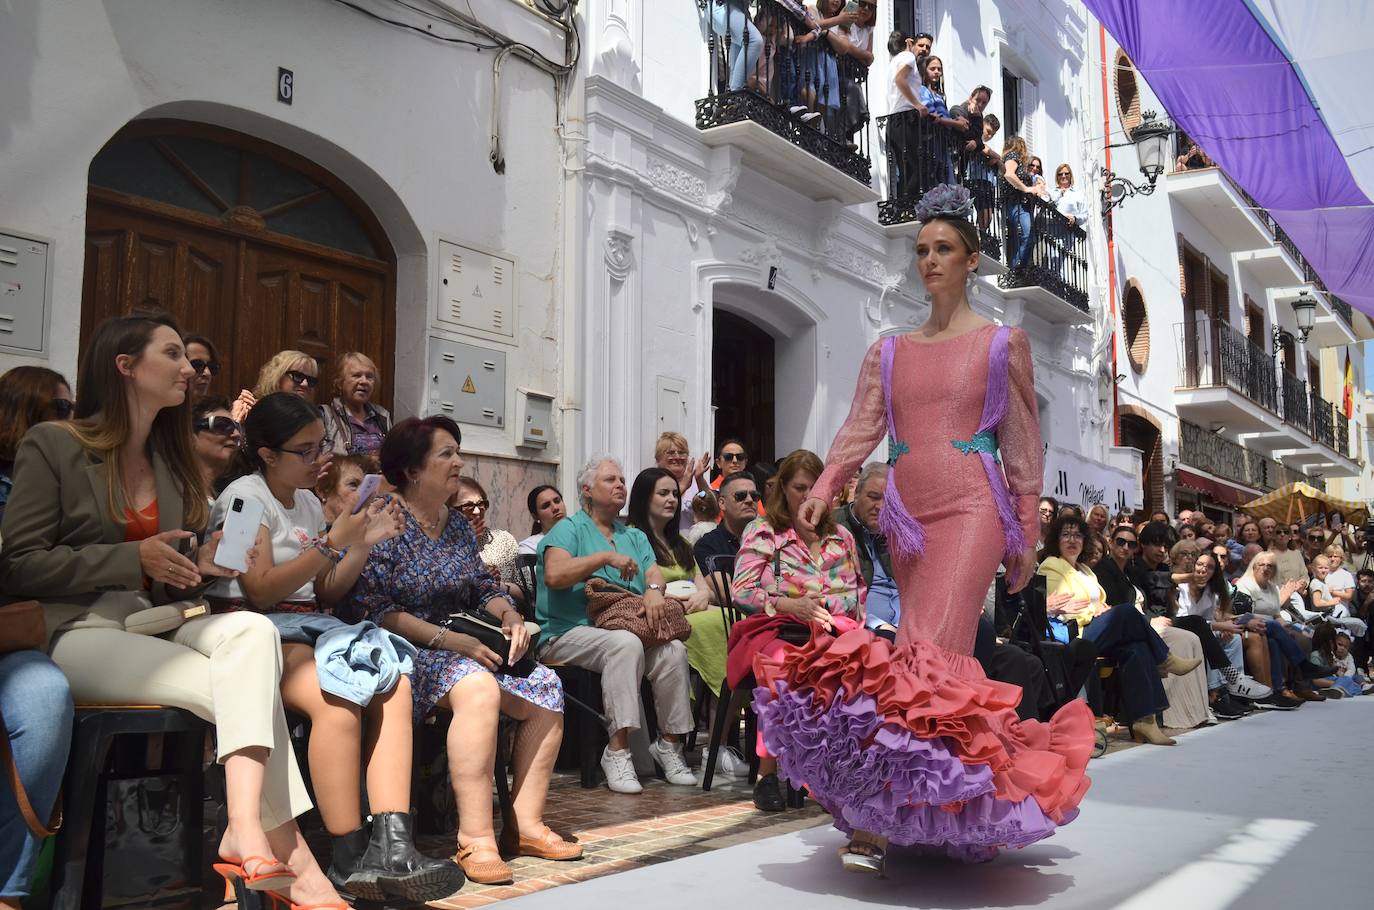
left=1084, top=0, right=1374, bottom=317
left=1175, top=468, right=1257, bottom=508
left=1043, top=445, right=1143, bottom=514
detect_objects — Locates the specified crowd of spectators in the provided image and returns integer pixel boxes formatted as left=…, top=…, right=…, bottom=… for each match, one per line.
left=3, top=315, right=1371, bottom=905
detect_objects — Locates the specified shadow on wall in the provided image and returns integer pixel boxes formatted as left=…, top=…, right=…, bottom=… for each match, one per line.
left=0, top=0, right=38, bottom=148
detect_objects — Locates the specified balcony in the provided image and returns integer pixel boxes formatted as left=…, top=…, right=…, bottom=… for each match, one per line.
left=877, top=109, right=1090, bottom=324
left=1166, top=167, right=1273, bottom=251
left=1174, top=318, right=1279, bottom=434
left=1178, top=419, right=1294, bottom=494
left=695, top=0, right=878, bottom=205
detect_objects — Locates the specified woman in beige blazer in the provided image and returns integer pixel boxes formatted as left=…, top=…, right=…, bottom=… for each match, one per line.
left=0, top=315, right=347, bottom=910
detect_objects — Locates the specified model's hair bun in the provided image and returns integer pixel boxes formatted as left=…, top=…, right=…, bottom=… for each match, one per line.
left=913, top=183, right=975, bottom=223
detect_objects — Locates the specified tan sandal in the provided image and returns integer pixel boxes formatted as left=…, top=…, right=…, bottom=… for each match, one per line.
left=454, top=842, right=514, bottom=885
left=513, top=827, right=583, bottom=861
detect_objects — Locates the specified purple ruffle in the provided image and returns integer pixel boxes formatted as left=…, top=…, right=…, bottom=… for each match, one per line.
left=754, top=683, right=1068, bottom=862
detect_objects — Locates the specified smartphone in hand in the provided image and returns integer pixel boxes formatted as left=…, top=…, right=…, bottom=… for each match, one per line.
left=214, top=496, right=265, bottom=573
left=352, top=473, right=382, bottom=515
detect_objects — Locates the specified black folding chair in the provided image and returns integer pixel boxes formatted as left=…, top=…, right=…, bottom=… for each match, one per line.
left=514, top=552, right=538, bottom=621
left=700, top=555, right=760, bottom=792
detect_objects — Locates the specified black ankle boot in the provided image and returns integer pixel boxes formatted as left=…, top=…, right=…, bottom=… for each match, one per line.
left=326, top=824, right=373, bottom=895
left=343, top=811, right=464, bottom=903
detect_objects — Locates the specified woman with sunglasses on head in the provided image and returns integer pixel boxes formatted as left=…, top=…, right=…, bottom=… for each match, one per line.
left=518, top=485, right=566, bottom=557
left=184, top=334, right=222, bottom=403
left=451, top=476, right=524, bottom=609
left=208, top=392, right=462, bottom=903
left=0, top=366, right=74, bottom=525
left=0, top=314, right=347, bottom=909
left=192, top=397, right=243, bottom=495
left=231, top=351, right=321, bottom=425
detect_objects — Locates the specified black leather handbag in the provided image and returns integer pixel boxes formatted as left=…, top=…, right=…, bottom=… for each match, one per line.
left=436, top=581, right=541, bottom=678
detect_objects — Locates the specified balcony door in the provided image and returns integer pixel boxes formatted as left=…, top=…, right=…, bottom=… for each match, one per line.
left=1120, top=413, right=1162, bottom=519
left=1180, top=247, right=1212, bottom=385
left=81, top=120, right=395, bottom=405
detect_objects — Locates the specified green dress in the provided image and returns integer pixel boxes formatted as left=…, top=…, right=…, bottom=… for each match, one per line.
left=662, top=558, right=730, bottom=697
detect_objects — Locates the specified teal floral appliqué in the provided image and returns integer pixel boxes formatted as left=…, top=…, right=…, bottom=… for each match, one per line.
left=951, top=430, right=1000, bottom=462
left=886, top=435, right=910, bottom=467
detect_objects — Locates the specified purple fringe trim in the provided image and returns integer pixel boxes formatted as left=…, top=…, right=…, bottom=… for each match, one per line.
left=753, top=683, right=1066, bottom=860
left=880, top=337, right=926, bottom=559
left=977, top=328, right=1026, bottom=571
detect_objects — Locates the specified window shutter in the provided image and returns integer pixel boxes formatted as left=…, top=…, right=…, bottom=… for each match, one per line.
left=1020, top=79, right=1039, bottom=153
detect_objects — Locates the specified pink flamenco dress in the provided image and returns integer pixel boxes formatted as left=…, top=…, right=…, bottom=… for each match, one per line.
left=752, top=324, right=1094, bottom=862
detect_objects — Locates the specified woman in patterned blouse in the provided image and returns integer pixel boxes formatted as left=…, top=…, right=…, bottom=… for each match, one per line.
left=729, top=449, right=864, bottom=812
left=349, top=417, right=580, bottom=887
left=451, top=475, right=524, bottom=609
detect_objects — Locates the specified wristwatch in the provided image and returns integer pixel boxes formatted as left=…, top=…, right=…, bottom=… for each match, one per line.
left=647, top=583, right=664, bottom=594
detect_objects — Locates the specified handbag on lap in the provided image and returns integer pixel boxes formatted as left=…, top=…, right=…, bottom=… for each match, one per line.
left=584, top=577, right=692, bottom=649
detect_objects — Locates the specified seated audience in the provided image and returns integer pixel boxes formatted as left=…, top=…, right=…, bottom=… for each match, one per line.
left=751, top=460, right=778, bottom=502
left=1038, top=496, right=1059, bottom=546
left=191, top=396, right=242, bottom=495
left=1156, top=542, right=1229, bottom=727
left=833, top=462, right=897, bottom=640
left=1038, top=514, right=1198, bottom=745
left=1307, top=624, right=1368, bottom=697
left=1174, top=549, right=1269, bottom=711
left=233, top=350, right=320, bottom=423
left=353, top=417, right=578, bottom=884
left=685, top=488, right=719, bottom=545
left=0, top=366, right=74, bottom=524
left=536, top=456, right=697, bottom=795
left=694, top=471, right=760, bottom=578
left=316, top=453, right=379, bottom=526
left=209, top=393, right=457, bottom=900
left=518, top=484, right=566, bottom=556
left=321, top=352, right=391, bottom=457
left=0, top=314, right=343, bottom=907
left=1233, top=552, right=1322, bottom=706
left=653, top=432, right=709, bottom=530
left=452, top=476, right=524, bottom=608
left=183, top=334, right=222, bottom=404
left=730, top=450, right=863, bottom=809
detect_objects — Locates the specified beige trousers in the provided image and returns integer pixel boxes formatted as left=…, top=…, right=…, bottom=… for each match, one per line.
left=49, top=611, right=312, bottom=831
left=540, top=625, right=694, bottom=736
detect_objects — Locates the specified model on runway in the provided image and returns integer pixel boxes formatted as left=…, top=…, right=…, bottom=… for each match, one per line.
left=756, top=184, right=1095, bottom=873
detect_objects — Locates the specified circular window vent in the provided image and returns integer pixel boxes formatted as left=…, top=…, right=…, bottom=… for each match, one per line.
left=1123, top=280, right=1150, bottom=373
left=1114, top=50, right=1142, bottom=135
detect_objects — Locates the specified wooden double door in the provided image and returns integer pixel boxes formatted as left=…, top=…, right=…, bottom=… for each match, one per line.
left=82, top=196, right=391, bottom=405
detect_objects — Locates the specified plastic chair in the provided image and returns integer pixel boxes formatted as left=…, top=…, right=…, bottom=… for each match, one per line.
left=49, top=706, right=208, bottom=910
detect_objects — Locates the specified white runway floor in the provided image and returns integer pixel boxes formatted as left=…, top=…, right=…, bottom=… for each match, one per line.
left=501, top=697, right=1374, bottom=910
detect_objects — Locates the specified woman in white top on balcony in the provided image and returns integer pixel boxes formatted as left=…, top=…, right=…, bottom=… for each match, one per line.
left=1050, top=163, right=1090, bottom=226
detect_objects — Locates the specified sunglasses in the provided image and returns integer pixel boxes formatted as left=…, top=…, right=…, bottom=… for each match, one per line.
left=1056, top=172, right=1071, bottom=180
left=732, top=490, right=762, bottom=503
left=1113, top=537, right=1139, bottom=549
left=190, top=358, right=221, bottom=377
left=194, top=415, right=242, bottom=437
left=720, top=452, right=747, bottom=462
left=457, top=499, right=490, bottom=514
left=1308, top=535, right=1325, bottom=542
left=286, top=369, right=319, bottom=389
left=50, top=398, right=74, bottom=419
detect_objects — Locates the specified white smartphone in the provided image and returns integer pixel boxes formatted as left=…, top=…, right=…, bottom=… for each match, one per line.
left=214, top=496, right=265, bottom=573
left=352, top=473, right=383, bottom=515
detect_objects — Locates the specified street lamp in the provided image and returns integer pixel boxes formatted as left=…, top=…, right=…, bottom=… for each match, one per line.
left=1292, top=291, right=1317, bottom=344
left=1100, top=111, right=1176, bottom=212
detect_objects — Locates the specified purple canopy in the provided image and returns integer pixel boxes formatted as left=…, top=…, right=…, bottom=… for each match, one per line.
left=1085, top=0, right=1374, bottom=317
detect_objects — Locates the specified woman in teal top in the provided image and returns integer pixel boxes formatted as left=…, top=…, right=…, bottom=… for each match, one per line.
left=535, top=457, right=697, bottom=795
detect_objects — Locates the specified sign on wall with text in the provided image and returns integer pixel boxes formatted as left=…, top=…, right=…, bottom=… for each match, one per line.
left=1042, top=445, right=1144, bottom=514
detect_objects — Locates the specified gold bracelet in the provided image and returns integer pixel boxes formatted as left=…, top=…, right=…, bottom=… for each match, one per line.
left=425, top=627, right=447, bottom=649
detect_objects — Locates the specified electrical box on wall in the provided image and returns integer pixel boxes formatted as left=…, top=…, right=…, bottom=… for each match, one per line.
left=516, top=388, right=554, bottom=448
left=435, top=240, right=516, bottom=343
left=0, top=231, right=52, bottom=356
left=427, top=337, right=506, bottom=429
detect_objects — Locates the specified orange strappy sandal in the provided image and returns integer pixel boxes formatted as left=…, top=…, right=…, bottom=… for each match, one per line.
left=213, top=855, right=297, bottom=895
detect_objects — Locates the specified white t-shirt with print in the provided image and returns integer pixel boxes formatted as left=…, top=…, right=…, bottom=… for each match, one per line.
left=209, top=472, right=326, bottom=603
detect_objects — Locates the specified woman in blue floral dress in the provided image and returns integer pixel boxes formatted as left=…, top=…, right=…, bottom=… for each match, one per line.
left=349, top=416, right=579, bottom=887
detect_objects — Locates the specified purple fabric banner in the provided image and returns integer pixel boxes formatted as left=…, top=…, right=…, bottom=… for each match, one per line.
left=1084, top=0, right=1374, bottom=317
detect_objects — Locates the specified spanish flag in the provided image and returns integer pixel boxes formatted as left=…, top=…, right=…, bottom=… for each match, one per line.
left=1343, top=349, right=1354, bottom=419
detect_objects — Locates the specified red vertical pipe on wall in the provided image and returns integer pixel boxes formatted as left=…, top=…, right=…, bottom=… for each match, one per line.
left=1101, top=23, right=1121, bottom=446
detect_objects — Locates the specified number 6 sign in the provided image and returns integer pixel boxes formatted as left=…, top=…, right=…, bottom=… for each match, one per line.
left=278, top=67, right=294, bottom=105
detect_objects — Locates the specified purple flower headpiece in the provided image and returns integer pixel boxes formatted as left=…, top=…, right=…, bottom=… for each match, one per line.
left=913, top=184, right=975, bottom=224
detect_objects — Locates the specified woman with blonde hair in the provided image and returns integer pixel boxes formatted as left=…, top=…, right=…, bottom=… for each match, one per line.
left=1001, top=135, right=1042, bottom=270
left=0, top=314, right=346, bottom=909
left=232, top=351, right=320, bottom=423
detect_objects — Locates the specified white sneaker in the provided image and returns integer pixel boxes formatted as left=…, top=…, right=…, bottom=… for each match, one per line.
left=715, top=745, right=751, bottom=779
left=1227, top=674, right=1272, bottom=701
left=1201, top=707, right=1220, bottom=726
left=600, top=746, right=642, bottom=794
left=648, top=738, right=698, bottom=786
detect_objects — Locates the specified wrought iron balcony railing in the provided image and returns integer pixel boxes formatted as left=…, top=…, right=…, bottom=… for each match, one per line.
left=695, top=0, right=872, bottom=186
left=1175, top=318, right=1278, bottom=413
left=877, top=108, right=1088, bottom=312
left=1309, top=388, right=1336, bottom=450
left=1281, top=370, right=1310, bottom=433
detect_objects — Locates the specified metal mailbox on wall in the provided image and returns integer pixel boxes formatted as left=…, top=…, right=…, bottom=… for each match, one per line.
left=427, top=336, right=506, bottom=429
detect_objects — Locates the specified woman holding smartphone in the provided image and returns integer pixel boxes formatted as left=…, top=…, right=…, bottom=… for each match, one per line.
left=209, top=392, right=463, bottom=903
left=0, top=314, right=345, bottom=909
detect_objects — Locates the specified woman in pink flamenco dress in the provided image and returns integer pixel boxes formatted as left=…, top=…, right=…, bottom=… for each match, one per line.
left=755, top=185, right=1094, bottom=873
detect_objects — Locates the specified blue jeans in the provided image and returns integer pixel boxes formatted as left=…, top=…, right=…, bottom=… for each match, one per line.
left=710, top=1, right=762, bottom=92
left=1005, top=200, right=1034, bottom=269
left=1264, top=620, right=1308, bottom=690
left=0, top=651, right=73, bottom=898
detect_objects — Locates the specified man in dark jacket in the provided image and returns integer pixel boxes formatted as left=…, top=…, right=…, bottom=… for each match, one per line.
left=834, top=464, right=898, bottom=639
